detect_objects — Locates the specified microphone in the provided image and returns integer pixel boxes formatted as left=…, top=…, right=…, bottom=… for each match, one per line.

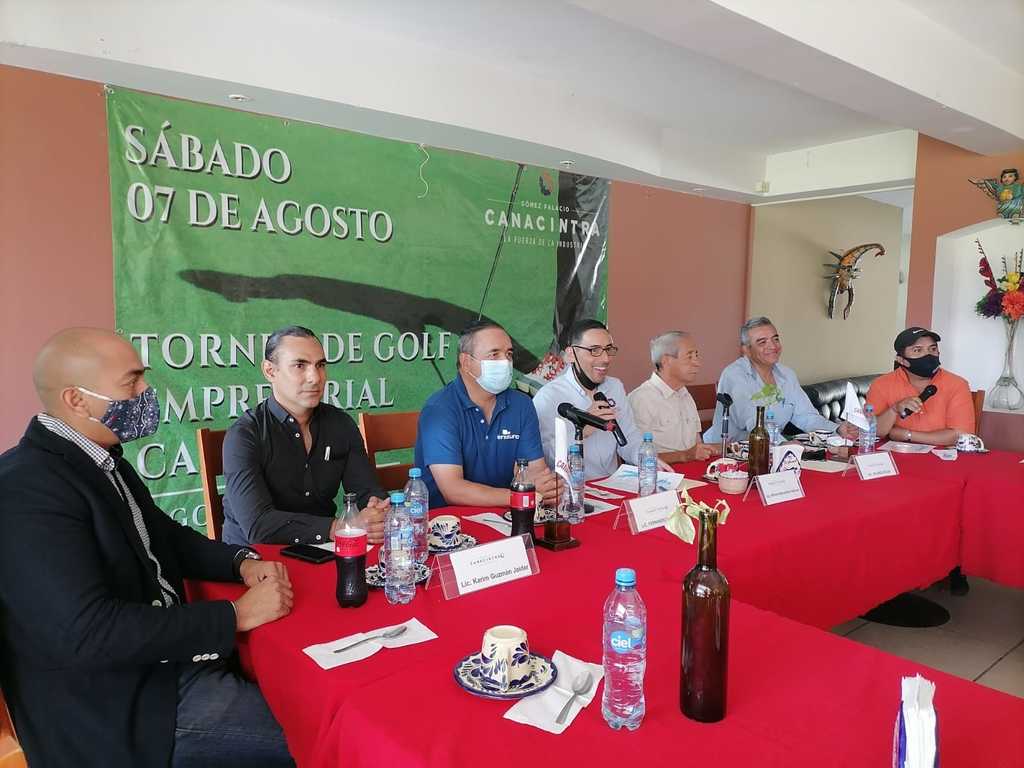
left=716, top=392, right=733, bottom=408
left=592, top=392, right=629, bottom=447
left=557, top=402, right=613, bottom=432
left=901, top=385, right=937, bottom=418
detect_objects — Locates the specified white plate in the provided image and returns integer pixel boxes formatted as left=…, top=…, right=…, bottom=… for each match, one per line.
left=453, top=651, right=557, bottom=700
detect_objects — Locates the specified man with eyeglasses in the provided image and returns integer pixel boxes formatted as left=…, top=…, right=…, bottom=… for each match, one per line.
left=533, top=318, right=653, bottom=479
left=629, top=331, right=719, bottom=462
left=415, top=320, right=560, bottom=508
left=221, top=326, right=388, bottom=547
left=704, top=316, right=856, bottom=443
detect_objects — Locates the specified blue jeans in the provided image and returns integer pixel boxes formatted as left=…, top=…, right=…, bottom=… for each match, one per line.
left=173, top=659, right=294, bottom=767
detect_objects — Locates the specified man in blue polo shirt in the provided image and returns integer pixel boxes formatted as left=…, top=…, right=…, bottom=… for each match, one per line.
left=415, top=320, right=560, bottom=509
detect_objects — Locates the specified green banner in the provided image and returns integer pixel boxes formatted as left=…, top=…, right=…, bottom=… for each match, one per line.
left=107, top=87, right=607, bottom=531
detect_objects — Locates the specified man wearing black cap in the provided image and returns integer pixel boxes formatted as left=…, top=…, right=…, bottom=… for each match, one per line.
left=865, top=327, right=976, bottom=447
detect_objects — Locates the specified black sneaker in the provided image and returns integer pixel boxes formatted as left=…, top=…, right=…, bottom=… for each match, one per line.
left=949, top=567, right=970, bottom=596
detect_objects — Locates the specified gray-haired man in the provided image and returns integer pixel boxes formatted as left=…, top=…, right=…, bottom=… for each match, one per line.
left=628, top=331, right=718, bottom=463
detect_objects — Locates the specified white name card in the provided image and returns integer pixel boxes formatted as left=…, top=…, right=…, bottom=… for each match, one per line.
left=853, top=451, right=899, bottom=480
left=447, top=535, right=535, bottom=596
left=755, top=472, right=804, bottom=505
left=623, top=489, right=679, bottom=534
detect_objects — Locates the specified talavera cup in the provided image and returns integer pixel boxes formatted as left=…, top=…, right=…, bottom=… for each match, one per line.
left=428, top=515, right=460, bottom=548
left=479, top=625, right=531, bottom=691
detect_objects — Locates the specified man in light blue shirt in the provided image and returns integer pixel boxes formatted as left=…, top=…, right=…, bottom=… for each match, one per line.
left=703, top=317, right=854, bottom=442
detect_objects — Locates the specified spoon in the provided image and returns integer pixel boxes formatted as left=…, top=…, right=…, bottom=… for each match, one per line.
left=333, top=625, right=408, bottom=653
left=555, top=671, right=594, bottom=724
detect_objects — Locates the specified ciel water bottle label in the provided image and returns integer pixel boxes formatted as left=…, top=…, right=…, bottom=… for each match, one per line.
left=610, top=628, right=645, bottom=653
left=510, top=491, right=535, bottom=510
left=335, top=529, right=367, bottom=557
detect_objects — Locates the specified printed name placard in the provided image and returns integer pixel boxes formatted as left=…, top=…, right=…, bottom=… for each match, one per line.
left=753, top=472, right=804, bottom=505
left=622, top=490, right=679, bottom=534
left=853, top=451, right=899, bottom=480
left=430, top=534, right=540, bottom=600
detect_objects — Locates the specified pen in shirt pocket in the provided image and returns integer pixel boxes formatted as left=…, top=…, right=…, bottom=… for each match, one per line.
left=325, top=445, right=331, bottom=461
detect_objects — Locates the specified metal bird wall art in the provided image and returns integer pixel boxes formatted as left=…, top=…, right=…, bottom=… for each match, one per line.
left=824, top=243, right=885, bottom=319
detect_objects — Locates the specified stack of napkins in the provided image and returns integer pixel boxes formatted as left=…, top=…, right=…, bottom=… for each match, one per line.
left=504, top=650, right=603, bottom=734
left=303, top=618, right=437, bottom=670
left=892, top=675, right=938, bottom=768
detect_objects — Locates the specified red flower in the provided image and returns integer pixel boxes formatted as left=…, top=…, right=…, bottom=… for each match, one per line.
left=1002, top=290, right=1024, bottom=321
left=979, top=257, right=997, bottom=289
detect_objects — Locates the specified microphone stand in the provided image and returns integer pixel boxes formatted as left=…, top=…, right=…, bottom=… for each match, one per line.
left=538, top=421, right=583, bottom=552
left=720, top=405, right=731, bottom=460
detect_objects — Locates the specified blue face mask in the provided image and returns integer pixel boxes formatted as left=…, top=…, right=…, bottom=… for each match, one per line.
left=473, top=358, right=513, bottom=395
left=77, top=385, right=161, bottom=443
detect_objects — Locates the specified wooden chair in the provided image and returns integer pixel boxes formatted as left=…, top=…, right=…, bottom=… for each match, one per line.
left=358, top=411, right=419, bottom=493
left=689, top=383, right=718, bottom=433
left=0, top=689, right=27, bottom=768
left=196, top=428, right=227, bottom=542
left=971, top=389, right=985, bottom=435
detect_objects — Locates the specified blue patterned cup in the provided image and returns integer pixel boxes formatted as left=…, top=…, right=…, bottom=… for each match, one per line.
left=479, top=625, right=531, bottom=692
left=428, top=515, right=460, bottom=548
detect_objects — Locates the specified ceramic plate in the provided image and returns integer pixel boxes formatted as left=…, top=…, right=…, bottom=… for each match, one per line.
left=453, top=651, right=558, bottom=700
left=428, top=533, right=477, bottom=554
left=364, top=562, right=431, bottom=589
left=502, top=508, right=558, bottom=524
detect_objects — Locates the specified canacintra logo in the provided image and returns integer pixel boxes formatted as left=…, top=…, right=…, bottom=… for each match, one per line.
left=497, top=429, right=520, bottom=441
left=539, top=171, right=554, bottom=196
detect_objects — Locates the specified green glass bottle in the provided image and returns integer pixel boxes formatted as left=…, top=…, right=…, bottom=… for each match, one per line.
left=747, top=405, right=769, bottom=478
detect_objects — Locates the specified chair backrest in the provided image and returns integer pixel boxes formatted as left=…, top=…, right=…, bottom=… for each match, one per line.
left=688, top=383, right=718, bottom=432
left=971, top=389, right=985, bottom=435
left=196, top=428, right=227, bottom=541
left=0, top=689, right=27, bottom=768
left=358, top=411, right=419, bottom=493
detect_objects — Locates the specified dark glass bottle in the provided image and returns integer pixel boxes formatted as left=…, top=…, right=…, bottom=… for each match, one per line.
left=747, top=405, right=769, bottom=478
left=509, top=459, right=536, bottom=541
left=335, top=492, right=368, bottom=608
left=680, top=507, right=730, bottom=723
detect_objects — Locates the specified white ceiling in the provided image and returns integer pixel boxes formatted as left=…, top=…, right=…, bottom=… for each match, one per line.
left=2, top=0, right=1021, bottom=202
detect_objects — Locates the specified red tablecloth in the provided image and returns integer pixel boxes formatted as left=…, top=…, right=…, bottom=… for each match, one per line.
left=885, top=449, right=1024, bottom=588
left=614, top=459, right=963, bottom=628
left=196, top=518, right=1024, bottom=768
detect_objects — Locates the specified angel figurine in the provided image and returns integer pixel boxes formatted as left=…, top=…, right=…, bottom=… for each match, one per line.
left=969, top=168, right=1024, bottom=220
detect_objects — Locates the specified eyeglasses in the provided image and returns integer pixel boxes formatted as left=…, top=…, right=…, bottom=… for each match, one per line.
left=572, top=344, right=619, bottom=358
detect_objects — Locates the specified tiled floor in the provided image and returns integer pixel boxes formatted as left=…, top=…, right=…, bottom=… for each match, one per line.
left=832, top=578, right=1024, bottom=698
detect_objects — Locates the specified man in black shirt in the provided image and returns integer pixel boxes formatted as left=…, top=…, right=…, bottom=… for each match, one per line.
left=222, top=326, right=388, bottom=546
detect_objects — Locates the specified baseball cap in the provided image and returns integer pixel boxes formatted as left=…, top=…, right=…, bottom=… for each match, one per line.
left=894, top=327, right=941, bottom=352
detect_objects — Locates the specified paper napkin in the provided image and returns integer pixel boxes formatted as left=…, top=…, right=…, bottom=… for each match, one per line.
left=464, top=512, right=513, bottom=535
left=931, top=448, right=958, bottom=461
left=503, top=650, right=604, bottom=734
left=303, top=618, right=437, bottom=670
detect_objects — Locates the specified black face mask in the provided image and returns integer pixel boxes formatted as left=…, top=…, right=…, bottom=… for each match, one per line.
left=901, top=354, right=940, bottom=378
left=570, top=349, right=599, bottom=391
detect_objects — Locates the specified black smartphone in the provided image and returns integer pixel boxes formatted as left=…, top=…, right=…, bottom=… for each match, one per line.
left=280, top=543, right=334, bottom=564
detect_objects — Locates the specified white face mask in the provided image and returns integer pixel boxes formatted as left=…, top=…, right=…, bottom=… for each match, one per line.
left=474, top=358, right=513, bottom=394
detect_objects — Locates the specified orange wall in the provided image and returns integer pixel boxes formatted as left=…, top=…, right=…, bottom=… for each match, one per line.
left=0, top=65, right=752, bottom=446
left=608, top=184, right=751, bottom=391
left=908, top=135, right=1024, bottom=451
left=1, top=66, right=113, bottom=445
left=908, top=135, right=1024, bottom=327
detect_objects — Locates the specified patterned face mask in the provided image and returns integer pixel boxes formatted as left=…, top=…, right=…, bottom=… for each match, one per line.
left=76, top=385, right=161, bottom=443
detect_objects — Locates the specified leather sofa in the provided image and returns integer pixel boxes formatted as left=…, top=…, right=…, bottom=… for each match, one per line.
left=802, top=374, right=881, bottom=422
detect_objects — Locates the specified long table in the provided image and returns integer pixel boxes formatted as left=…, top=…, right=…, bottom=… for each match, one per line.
left=884, top=449, right=1024, bottom=588
left=194, top=467, right=1023, bottom=766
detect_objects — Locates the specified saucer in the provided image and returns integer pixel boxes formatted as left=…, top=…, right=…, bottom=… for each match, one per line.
left=502, top=508, right=558, bottom=524
left=428, top=533, right=477, bottom=554
left=365, top=562, right=431, bottom=589
left=453, top=651, right=558, bottom=700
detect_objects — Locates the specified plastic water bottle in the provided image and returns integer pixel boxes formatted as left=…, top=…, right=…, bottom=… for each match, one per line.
left=765, top=409, right=781, bottom=446
left=857, top=404, right=878, bottom=453
left=566, top=443, right=585, bottom=524
left=602, top=568, right=647, bottom=731
left=403, top=468, right=429, bottom=564
left=637, top=433, right=657, bottom=497
left=383, top=491, right=415, bottom=605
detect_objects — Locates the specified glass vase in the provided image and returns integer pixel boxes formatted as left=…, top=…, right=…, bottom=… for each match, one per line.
left=989, top=319, right=1024, bottom=411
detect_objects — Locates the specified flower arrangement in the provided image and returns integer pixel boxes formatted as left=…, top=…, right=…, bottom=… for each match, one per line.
left=665, top=486, right=731, bottom=544
left=975, top=239, right=1024, bottom=322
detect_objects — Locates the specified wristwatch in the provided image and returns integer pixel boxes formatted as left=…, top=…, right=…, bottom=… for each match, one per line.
left=232, top=547, right=262, bottom=582
left=906, top=431, right=913, bottom=443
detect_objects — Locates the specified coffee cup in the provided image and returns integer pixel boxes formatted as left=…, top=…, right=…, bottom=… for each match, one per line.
left=728, top=440, right=750, bottom=460
left=719, top=470, right=749, bottom=495
left=479, top=625, right=532, bottom=692
left=428, top=515, right=460, bottom=548
left=955, top=433, right=985, bottom=453
left=705, top=457, right=739, bottom=481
